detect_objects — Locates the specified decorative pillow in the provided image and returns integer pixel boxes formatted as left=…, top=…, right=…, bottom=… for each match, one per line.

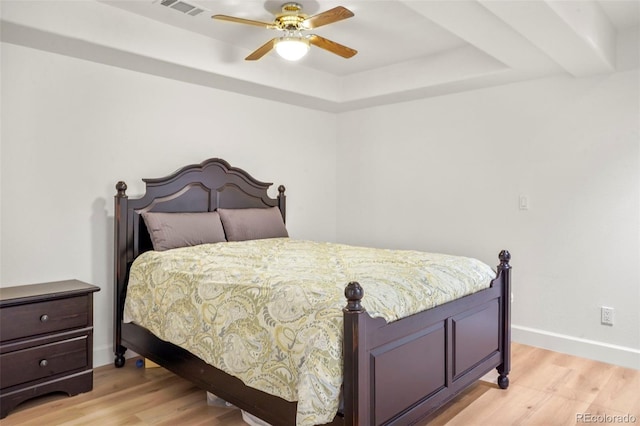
left=141, top=211, right=226, bottom=251
left=217, top=207, right=288, bottom=242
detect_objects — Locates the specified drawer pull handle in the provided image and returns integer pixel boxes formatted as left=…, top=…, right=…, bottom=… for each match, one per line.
left=39, top=359, right=49, bottom=367
left=40, top=314, right=49, bottom=322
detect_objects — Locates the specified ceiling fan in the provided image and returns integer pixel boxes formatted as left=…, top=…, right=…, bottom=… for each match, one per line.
left=212, top=2, right=357, bottom=62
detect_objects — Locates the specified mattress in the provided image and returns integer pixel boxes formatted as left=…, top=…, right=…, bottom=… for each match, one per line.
left=124, top=238, right=495, bottom=425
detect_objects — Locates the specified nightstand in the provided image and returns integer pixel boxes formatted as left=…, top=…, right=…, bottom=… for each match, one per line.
left=0, top=280, right=100, bottom=418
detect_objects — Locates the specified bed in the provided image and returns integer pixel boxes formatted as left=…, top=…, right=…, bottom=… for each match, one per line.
left=113, top=158, right=512, bottom=426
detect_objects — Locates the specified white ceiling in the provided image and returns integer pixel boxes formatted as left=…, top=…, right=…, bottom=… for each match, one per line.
left=2, top=0, right=639, bottom=112
left=103, top=0, right=472, bottom=76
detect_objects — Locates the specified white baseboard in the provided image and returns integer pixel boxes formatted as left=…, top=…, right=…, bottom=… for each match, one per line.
left=512, top=324, right=640, bottom=370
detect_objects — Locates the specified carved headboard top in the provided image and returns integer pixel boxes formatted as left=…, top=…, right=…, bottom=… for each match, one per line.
left=116, top=158, right=284, bottom=213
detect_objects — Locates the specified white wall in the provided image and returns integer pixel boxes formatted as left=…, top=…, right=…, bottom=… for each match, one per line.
left=337, top=71, right=640, bottom=368
left=2, top=35, right=639, bottom=370
left=0, top=42, right=338, bottom=367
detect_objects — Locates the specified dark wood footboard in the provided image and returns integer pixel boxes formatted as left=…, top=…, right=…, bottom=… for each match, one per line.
left=343, top=251, right=511, bottom=425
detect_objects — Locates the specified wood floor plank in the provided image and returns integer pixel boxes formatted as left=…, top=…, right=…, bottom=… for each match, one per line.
left=590, top=366, right=640, bottom=416
left=2, top=343, right=638, bottom=425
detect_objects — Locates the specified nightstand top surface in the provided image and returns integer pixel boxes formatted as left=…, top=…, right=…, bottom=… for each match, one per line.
left=0, top=280, right=100, bottom=306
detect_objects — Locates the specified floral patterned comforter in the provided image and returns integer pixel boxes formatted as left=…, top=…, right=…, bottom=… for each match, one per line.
left=124, top=238, right=495, bottom=425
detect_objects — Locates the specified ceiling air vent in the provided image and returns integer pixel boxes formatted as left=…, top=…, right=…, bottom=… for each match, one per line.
left=158, top=0, right=205, bottom=17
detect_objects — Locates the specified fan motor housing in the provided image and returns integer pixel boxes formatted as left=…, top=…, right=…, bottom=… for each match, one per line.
left=276, top=2, right=307, bottom=30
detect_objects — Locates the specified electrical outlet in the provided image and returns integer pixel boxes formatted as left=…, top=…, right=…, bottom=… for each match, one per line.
left=601, top=306, right=614, bottom=326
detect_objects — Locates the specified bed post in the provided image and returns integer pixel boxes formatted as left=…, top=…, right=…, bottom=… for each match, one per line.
left=277, top=185, right=286, bottom=222
left=114, top=181, right=129, bottom=368
left=497, top=250, right=512, bottom=389
left=342, top=281, right=370, bottom=426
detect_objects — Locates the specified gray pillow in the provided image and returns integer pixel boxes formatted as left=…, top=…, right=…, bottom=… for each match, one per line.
left=141, top=211, right=226, bottom=251
left=218, top=207, right=288, bottom=242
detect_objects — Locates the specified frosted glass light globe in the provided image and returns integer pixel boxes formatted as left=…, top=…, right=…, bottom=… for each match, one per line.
left=275, top=37, right=310, bottom=61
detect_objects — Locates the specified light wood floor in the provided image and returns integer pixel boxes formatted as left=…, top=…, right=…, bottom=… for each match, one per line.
left=3, top=343, right=638, bottom=425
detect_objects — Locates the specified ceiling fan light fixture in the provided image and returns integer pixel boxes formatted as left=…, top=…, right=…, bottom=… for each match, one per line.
left=275, top=37, right=310, bottom=61
left=213, top=4, right=356, bottom=61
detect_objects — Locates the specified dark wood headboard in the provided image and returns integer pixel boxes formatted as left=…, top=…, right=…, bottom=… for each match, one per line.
left=113, top=158, right=286, bottom=352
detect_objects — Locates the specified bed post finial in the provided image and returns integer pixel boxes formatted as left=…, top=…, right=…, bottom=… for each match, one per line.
left=116, top=181, right=128, bottom=197
left=499, top=250, right=511, bottom=269
left=278, top=185, right=286, bottom=195
left=345, top=281, right=365, bottom=312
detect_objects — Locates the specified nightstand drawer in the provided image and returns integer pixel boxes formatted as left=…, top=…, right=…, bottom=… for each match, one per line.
left=0, top=296, right=89, bottom=341
left=0, top=336, right=88, bottom=389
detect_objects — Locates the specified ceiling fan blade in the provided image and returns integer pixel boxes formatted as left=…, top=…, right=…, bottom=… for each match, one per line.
left=309, top=35, right=357, bottom=58
left=245, top=38, right=277, bottom=61
left=302, top=6, right=354, bottom=29
left=212, top=14, right=276, bottom=29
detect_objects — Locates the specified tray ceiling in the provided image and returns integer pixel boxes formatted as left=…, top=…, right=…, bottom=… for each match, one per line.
left=1, top=0, right=638, bottom=111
